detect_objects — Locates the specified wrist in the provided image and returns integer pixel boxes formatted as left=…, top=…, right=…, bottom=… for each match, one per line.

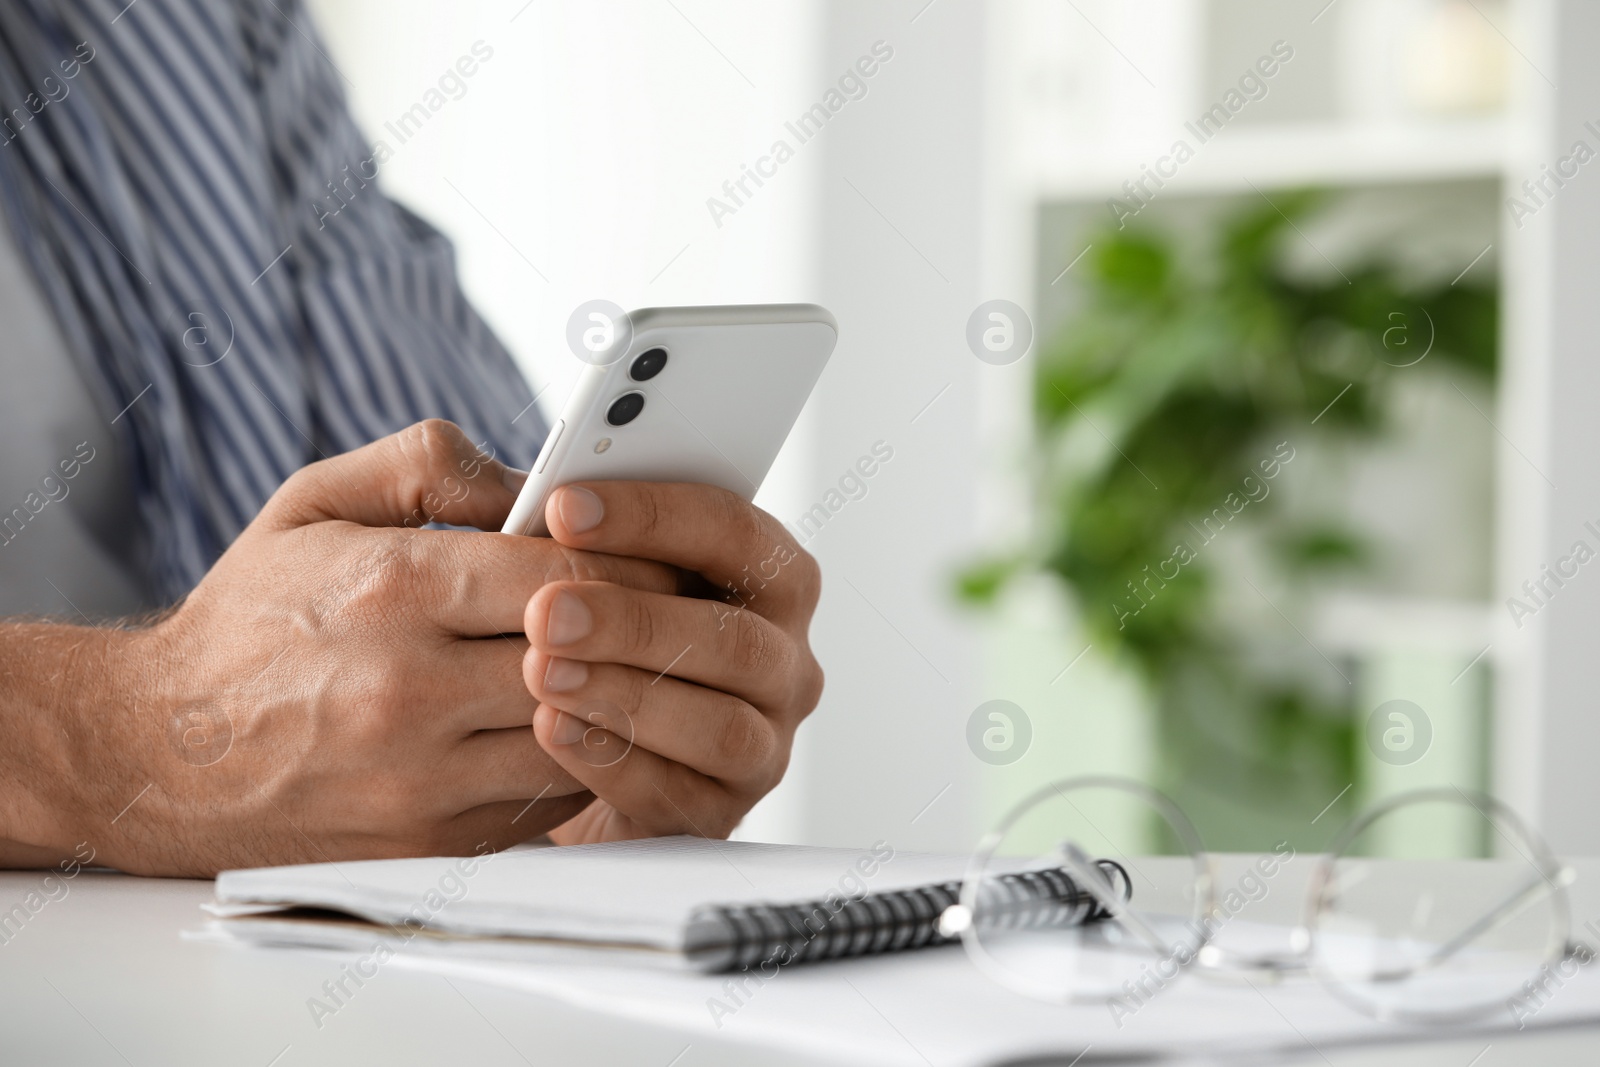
left=0, top=621, right=153, bottom=867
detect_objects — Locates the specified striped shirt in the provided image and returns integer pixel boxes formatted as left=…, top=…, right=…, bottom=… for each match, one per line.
left=0, top=0, right=545, bottom=604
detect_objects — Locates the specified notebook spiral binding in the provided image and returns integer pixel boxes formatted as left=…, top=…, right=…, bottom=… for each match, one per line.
left=689, top=859, right=1132, bottom=974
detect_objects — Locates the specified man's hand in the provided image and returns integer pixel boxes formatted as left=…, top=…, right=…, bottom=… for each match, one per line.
left=523, top=481, right=824, bottom=844
left=2, top=421, right=683, bottom=876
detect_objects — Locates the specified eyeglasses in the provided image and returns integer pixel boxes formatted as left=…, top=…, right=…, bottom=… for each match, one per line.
left=938, top=776, right=1576, bottom=1024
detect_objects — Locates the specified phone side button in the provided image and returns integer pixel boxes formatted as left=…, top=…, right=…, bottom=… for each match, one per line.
left=534, top=419, right=565, bottom=474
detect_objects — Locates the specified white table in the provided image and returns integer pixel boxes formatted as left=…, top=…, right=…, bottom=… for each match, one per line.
left=2, top=856, right=1599, bottom=1066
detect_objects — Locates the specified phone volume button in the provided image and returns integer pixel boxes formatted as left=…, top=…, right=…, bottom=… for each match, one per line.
left=534, top=419, right=565, bottom=474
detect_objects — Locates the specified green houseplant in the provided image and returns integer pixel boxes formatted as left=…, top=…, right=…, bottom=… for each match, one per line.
left=962, top=191, right=1497, bottom=849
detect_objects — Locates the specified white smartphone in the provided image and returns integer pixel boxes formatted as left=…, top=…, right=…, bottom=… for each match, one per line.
left=502, top=304, right=837, bottom=537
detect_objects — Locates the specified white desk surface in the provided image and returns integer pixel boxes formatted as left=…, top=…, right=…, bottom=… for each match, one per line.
left=2, top=854, right=1599, bottom=1066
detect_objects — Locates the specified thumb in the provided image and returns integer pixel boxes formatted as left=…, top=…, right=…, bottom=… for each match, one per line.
left=262, top=419, right=529, bottom=532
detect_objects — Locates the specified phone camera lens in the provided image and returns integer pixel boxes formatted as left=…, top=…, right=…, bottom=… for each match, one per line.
left=606, top=392, right=645, bottom=426
left=630, top=348, right=668, bottom=381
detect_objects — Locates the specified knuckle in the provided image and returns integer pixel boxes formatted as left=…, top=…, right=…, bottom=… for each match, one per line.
left=742, top=735, right=791, bottom=800
left=767, top=737, right=794, bottom=786
left=621, top=592, right=658, bottom=656
left=553, top=544, right=616, bottom=587
left=632, top=486, right=666, bottom=542
left=730, top=614, right=780, bottom=678
left=621, top=667, right=650, bottom=719
left=262, top=462, right=326, bottom=526
left=714, top=705, right=773, bottom=769
left=433, top=562, right=479, bottom=630
left=549, top=545, right=586, bottom=583
left=792, top=548, right=823, bottom=605
left=277, top=463, right=319, bottom=501
left=370, top=538, right=426, bottom=608
left=716, top=489, right=764, bottom=549
left=796, top=656, right=825, bottom=715
left=401, top=419, right=467, bottom=509
left=410, top=417, right=466, bottom=459
left=326, top=536, right=422, bottom=628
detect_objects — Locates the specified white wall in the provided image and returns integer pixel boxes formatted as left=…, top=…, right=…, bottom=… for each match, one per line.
left=1496, top=0, right=1600, bottom=854
left=795, top=0, right=988, bottom=852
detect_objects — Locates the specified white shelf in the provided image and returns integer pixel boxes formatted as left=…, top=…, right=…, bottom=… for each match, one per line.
left=1018, top=118, right=1509, bottom=202
left=1313, top=593, right=1496, bottom=657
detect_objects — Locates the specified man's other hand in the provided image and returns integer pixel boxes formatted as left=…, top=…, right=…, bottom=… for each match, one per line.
left=524, top=481, right=824, bottom=845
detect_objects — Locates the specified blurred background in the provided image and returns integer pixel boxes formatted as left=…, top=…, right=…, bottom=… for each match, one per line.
left=308, top=0, right=1600, bottom=858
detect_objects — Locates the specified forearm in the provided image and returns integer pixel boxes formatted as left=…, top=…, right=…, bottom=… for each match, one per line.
left=0, top=620, right=140, bottom=868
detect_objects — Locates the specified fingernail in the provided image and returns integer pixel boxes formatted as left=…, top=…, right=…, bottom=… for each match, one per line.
left=551, top=712, right=587, bottom=745
left=547, top=590, right=593, bottom=645
left=502, top=466, right=528, bottom=493
left=543, top=657, right=589, bottom=692
left=558, top=486, right=604, bottom=533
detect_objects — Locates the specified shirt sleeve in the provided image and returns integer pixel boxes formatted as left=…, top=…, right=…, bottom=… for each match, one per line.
left=235, top=0, right=546, bottom=467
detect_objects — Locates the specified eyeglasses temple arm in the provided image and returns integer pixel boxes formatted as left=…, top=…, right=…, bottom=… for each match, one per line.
left=1415, top=867, right=1573, bottom=974
left=1058, top=843, right=1175, bottom=958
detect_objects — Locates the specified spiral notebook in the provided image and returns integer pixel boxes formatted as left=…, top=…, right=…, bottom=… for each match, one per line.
left=205, top=836, right=1125, bottom=973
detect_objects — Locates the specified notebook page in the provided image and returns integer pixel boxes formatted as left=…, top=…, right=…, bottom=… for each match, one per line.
left=388, top=924, right=1600, bottom=1067
left=213, top=836, right=980, bottom=950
